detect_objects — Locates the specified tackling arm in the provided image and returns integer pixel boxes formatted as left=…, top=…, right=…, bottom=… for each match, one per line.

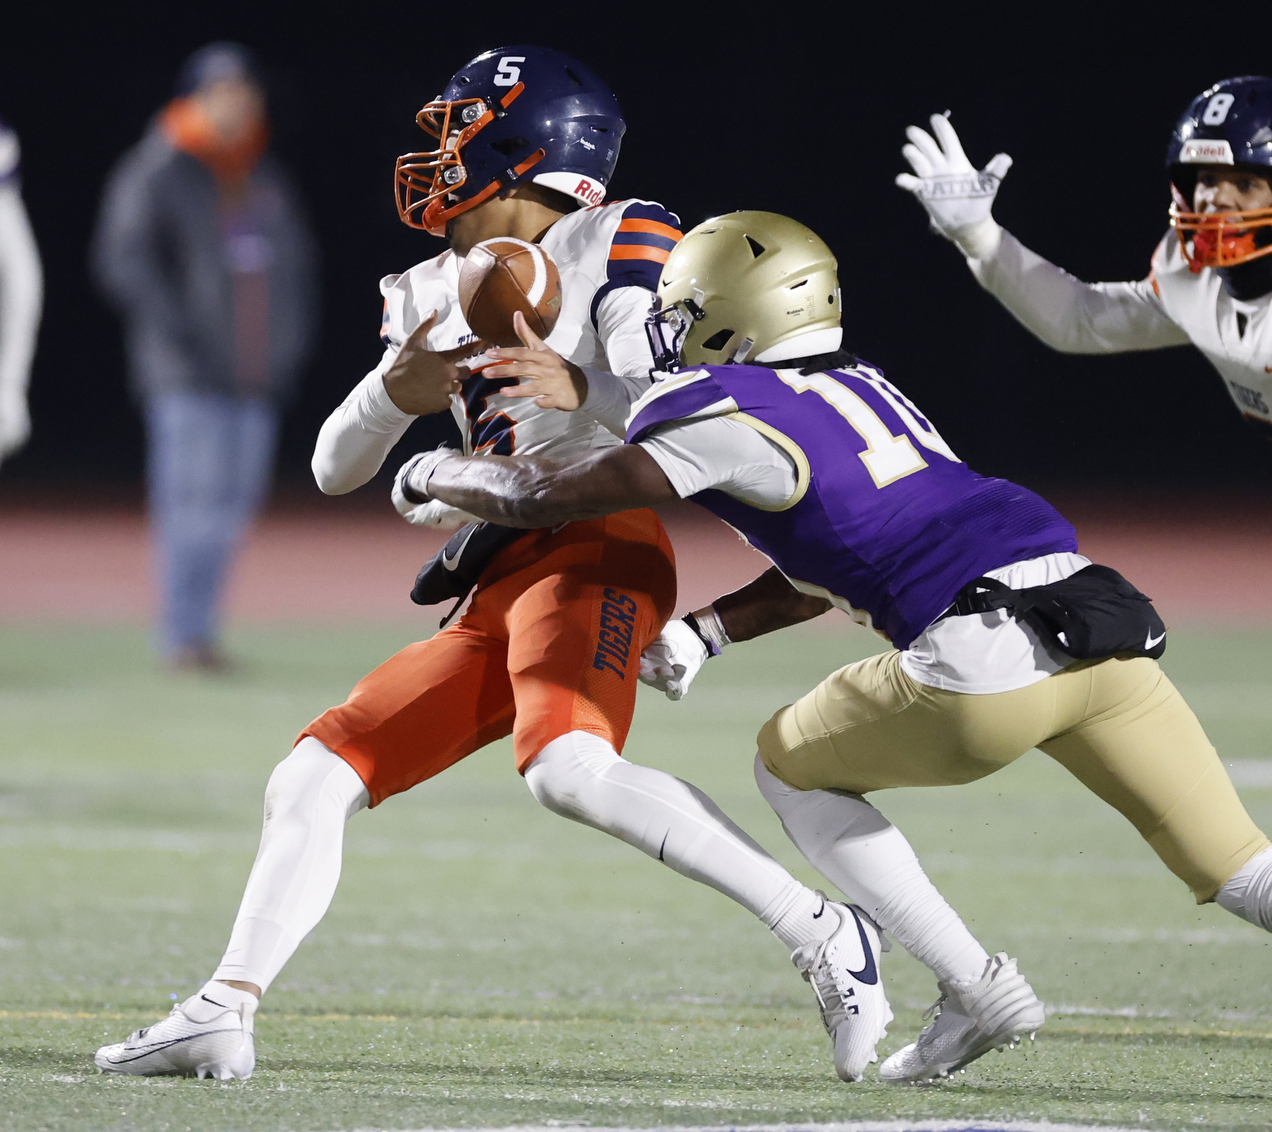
left=416, top=442, right=679, bottom=527
left=639, top=567, right=832, bottom=702
left=713, top=567, right=833, bottom=642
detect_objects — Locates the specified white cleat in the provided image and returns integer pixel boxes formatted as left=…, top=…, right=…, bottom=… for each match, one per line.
left=95, top=983, right=257, bottom=1080
left=791, top=902, right=892, bottom=1082
left=879, top=952, right=1044, bottom=1084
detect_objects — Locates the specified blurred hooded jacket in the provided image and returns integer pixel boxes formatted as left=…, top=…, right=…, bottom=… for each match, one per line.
left=91, top=59, right=317, bottom=404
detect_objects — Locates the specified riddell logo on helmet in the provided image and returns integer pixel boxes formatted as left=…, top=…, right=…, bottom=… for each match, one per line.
left=574, top=177, right=605, bottom=206
left=1180, top=139, right=1235, bottom=164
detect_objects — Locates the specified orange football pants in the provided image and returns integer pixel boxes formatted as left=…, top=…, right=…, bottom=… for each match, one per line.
left=300, top=509, right=677, bottom=807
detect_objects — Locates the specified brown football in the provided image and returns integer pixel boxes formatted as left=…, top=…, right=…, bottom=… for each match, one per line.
left=457, top=237, right=562, bottom=348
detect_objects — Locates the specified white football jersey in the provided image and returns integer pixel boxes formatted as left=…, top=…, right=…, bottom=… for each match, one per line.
left=377, top=198, right=682, bottom=457
left=1149, top=233, right=1272, bottom=425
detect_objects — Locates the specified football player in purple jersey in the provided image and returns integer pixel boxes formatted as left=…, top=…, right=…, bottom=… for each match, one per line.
left=396, top=211, right=1272, bottom=1082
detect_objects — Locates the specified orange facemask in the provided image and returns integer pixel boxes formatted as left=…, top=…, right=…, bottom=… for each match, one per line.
left=1170, top=185, right=1272, bottom=274
left=160, top=97, right=268, bottom=187
left=393, top=83, right=543, bottom=237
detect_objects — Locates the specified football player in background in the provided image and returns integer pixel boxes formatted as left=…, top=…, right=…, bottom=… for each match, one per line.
left=97, top=47, right=888, bottom=1085
left=396, top=211, right=1272, bottom=1082
left=895, top=76, right=1272, bottom=432
left=0, top=116, right=42, bottom=465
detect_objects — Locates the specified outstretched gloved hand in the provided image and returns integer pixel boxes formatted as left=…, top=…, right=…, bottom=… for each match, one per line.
left=896, top=113, right=1011, bottom=259
left=639, top=618, right=710, bottom=701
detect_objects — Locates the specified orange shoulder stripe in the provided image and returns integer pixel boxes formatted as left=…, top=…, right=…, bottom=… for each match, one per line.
left=609, top=245, right=672, bottom=264
left=617, top=218, right=683, bottom=242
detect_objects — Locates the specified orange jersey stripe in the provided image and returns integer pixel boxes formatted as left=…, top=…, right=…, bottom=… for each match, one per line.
left=609, top=245, right=672, bottom=264
left=617, top=218, right=683, bottom=242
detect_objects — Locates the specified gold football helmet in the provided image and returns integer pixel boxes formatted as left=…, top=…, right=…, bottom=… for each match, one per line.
left=646, top=211, right=841, bottom=370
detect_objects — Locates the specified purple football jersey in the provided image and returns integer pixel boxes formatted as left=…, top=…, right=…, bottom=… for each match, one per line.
left=626, top=361, right=1077, bottom=648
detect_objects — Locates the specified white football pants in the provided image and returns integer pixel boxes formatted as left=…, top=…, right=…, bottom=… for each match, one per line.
left=212, top=733, right=831, bottom=994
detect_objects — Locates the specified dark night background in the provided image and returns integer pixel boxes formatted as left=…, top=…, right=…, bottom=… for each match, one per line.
left=2, top=3, right=1271, bottom=498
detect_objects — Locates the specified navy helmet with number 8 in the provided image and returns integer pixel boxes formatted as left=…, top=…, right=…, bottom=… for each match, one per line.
left=1167, top=75, right=1272, bottom=272
left=395, top=46, right=626, bottom=238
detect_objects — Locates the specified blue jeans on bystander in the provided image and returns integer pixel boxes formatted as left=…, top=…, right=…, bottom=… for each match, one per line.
left=146, top=391, right=279, bottom=661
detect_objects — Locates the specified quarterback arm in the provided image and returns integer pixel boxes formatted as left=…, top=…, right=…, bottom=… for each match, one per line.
left=311, top=367, right=416, bottom=494
left=313, top=312, right=482, bottom=497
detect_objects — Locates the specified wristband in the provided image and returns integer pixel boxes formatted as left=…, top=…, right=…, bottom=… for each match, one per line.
left=683, top=606, right=730, bottom=658
left=400, top=450, right=451, bottom=505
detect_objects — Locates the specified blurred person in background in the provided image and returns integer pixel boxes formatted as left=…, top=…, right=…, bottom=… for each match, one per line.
left=93, top=43, right=317, bottom=670
left=0, top=116, right=43, bottom=466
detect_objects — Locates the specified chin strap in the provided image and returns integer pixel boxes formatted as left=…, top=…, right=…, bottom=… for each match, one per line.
left=1220, top=251, right=1272, bottom=300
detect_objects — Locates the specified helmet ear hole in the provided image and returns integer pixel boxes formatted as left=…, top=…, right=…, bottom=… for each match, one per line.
left=702, top=329, right=734, bottom=351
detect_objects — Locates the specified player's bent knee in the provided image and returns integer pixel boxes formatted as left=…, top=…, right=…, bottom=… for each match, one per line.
left=523, top=731, right=618, bottom=821
left=265, top=737, right=370, bottom=822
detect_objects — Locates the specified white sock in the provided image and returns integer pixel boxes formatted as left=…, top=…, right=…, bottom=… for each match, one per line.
left=524, top=731, right=835, bottom=950
left=755, top=753, right=989, bottom=984
left=191, top=980, right=258, bottom=1012
left=211, top=737, right=369, bottom=994
left=1216, top=845, right=1272, bottom=931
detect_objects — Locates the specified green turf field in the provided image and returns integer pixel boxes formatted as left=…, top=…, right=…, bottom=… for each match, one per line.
left=1, top=620, right=1270, bottom=1132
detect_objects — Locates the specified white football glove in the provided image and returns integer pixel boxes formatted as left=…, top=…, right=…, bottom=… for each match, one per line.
left=398, top=498, right=481, bottom=528
left=391, top=449, right=455, bottom=521
left=896, top=113, right=1011, bottom=259
left=639, top=618, right=710, bottom=701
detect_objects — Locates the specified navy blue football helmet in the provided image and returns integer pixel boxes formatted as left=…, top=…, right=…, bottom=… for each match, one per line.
left=1167, top=76, right=1272, bottom=272
left=395, top=46, right=625, bottom=237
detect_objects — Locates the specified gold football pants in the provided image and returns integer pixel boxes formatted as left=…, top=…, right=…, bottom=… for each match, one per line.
left=758, top=651, right=1269, bottom=902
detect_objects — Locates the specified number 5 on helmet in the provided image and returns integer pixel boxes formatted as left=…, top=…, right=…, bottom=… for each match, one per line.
left=394, top=46, right=626, bottom=238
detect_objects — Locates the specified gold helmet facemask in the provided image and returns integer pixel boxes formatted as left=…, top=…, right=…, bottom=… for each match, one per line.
left=645, top=211, right=842, bottom=372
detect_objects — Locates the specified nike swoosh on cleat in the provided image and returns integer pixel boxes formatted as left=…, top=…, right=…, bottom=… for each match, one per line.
left=111, top=1029, right=240, bottom=1063
left=200, top=994, right=231, bottom=1009
left=844, top=906, right=879, bottom=985
left=1145, top=629, right=1166, bottom=649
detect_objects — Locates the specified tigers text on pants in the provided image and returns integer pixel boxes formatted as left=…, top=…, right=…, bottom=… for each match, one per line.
left=302, top=509, right=677, bottom=804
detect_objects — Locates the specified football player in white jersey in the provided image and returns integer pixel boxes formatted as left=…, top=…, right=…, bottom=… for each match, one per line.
left=895, top=76, right=1272, bottom=430
left=96, top=47, right=889, bottom=1085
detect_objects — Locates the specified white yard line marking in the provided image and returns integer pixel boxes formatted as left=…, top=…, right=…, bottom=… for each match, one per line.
left=321, top=1123, right=1169, bottom=1132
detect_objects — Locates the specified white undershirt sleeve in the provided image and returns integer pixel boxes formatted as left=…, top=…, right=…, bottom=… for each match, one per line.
left=311, top=364, right=415, bottom=495
left=968, top=228, right=1192, bottom=354
left=0, top=183, right=42, bottom=459
left=581, top=286, right=659, bottom=437
left=637, top=416, right=797, bottom=507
